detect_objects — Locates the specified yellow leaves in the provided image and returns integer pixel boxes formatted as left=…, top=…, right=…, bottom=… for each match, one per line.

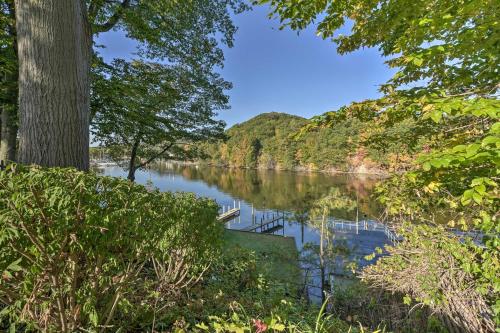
left=444, top=198, right=458, bottom=209
left=422, top=104, right=434, bottom=112
left=424, top=181, right=440, bottom=193
left=413, top=57, right=424, bottom=67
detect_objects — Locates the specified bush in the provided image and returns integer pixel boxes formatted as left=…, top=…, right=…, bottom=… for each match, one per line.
left=0, top=165, right=222, bottom=332
left=168, top=246, right=360, bottom=333
left=361, top=225, right=497, bottom=333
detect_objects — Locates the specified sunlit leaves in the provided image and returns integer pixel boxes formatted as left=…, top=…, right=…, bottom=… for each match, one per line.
left=260, top=0, right=500, bottom=328
left=0, top=165, right=222, bottom=330
left=260, top=0, right=500, bottom=94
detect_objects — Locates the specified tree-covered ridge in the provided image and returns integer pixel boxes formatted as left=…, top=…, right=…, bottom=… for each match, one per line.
left=200, top=111, right=421, bottom=173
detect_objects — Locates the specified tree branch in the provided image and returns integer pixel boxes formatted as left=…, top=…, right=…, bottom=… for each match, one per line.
left=87, top=0, right=101, bottom=19
left=137, top=142, right=175, bottom=169
left=92, top=0, right=131, bottom=34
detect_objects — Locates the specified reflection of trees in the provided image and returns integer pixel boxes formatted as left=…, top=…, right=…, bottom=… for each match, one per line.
left=305, top=188, right=358, bottom=303
left=150, top=161, right=382, bottom=219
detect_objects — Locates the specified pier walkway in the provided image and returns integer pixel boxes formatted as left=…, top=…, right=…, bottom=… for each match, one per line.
left=217, top=200, right=241, bottom=222
left=217, top=208, right=241, bottom=222
left=321, top=218, right=402, bottom=243
left=241, top=213, right=285, bottom=234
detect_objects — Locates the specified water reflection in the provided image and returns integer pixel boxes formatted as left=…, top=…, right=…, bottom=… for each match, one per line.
left=150, top=161, right=382, bottom=220
left=96, top=162, right=390, bottom=301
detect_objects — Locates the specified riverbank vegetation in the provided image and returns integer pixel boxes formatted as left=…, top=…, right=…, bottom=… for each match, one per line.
left=1, top=0, right=498, bottom=332
left=0, top=165, right=375, bottom=332
left=198, top=111, right=419, bottom=174
left=260, top=0, right=499, bottom=331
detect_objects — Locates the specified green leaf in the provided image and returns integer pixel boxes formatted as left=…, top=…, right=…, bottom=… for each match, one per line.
left=430, top=109, right=442, bottom=123
left=481, top=135, right=499, bottom=147
left=472, top=192, right=483, bottom=204
left=465, top=144, right=481, bottom=158
left=196, top=323, right=209, bottom=330
left=474, top=184, right=486, bottom=195
left=413, top=57, right=423, bottom=67
left=452, top=145, right=467, bottom=153
left=6, top=258, right=22, bottom=272
left=490, top=122, right=500, bottom=134
left=271, top=323, right=286, bottom=331
left=471, top=178, right=483, bottom=186
left=461, top=189, right=474, bottom=205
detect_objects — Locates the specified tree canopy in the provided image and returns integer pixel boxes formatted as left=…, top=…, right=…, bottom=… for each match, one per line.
left=0, top=0, right=247, bottom=168
left=260, top=0, right=499, bottom=94
left=260, top=0, right=499, bottom=330
left=91, top=58, right=229, bottom=181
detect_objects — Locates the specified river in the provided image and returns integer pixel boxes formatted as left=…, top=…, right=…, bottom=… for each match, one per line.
left=96, top=161, right=391, bottom=299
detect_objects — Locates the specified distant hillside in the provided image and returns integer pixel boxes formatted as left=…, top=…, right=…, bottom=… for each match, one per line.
left=199, top=112, right=411, bottom=173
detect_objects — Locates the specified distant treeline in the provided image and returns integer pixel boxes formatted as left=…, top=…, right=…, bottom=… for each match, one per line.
left=199, top=112, right=422, bottom=174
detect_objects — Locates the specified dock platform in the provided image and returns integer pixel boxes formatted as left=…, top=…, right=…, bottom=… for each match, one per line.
left=217, top=208, right=241, bottom=222
left=242, top=213, right=285, bottom=234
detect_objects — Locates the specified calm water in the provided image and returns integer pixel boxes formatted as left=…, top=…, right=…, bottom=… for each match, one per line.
left=97, top=162, right=390, bottom=298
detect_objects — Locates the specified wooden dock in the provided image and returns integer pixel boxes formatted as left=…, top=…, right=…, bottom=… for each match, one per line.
left=217, top=200, right=242, bottom=222
left=242, top=213, right=285, bottom=234
left=309, top=218, right=403, bottom=243
left=217, top=208, right=241, bottom=222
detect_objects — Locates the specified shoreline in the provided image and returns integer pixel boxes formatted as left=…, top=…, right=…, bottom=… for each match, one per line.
left=193, top=161, right=391, bottom=177
left=92, top=159, right=393, bottom=178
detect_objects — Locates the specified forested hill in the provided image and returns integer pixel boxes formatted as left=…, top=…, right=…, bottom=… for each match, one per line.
left=199, top=112, right=416, bottom=173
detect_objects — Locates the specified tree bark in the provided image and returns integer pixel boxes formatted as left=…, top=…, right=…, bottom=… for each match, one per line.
left=127, top=139, right=140, bottom=182
left=15, top=0, right=92, bottom=170
left=0, top=1, right=19, bottom=163
left=0, top=105, right=17, bottom=163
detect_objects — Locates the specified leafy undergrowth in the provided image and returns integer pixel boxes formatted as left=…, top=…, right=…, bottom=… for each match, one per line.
left=164, top=230, right=383, bottom=333
left=0, top=165, right=384, bottom=332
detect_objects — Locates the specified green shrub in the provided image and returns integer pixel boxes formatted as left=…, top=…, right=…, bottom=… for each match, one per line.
left=164, top=244, right=376, bottom=333
left=0, top=165, right=222, bottom=332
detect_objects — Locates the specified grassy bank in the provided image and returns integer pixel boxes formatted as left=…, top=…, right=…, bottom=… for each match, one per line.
left=224, top=229, right=302, bottom=293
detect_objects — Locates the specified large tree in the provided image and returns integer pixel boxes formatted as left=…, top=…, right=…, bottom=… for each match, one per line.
left=91, top=59, right=229, bottom=181
left=9, top=0, right=245, bottom=170
left=15, top=0, right=92, bottom=170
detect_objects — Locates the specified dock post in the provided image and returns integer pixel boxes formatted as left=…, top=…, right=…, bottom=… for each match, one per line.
left=251, top=204, right=255, bottom=224
left=233, top=200, right=236, bottom=209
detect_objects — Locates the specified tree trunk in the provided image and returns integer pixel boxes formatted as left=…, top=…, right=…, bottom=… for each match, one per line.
left=0, top=1, right=18, bottom=164
left=320, top=209, right=326, bottom=304
left=0, top=105, right=18, bottom=163
left=127, top=139, right=140, bottom=182
left=15, top=0, right=91, bottom=170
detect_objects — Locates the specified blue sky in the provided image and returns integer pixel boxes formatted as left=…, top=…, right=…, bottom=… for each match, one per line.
left=95, top=5, right=395, bottom=128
